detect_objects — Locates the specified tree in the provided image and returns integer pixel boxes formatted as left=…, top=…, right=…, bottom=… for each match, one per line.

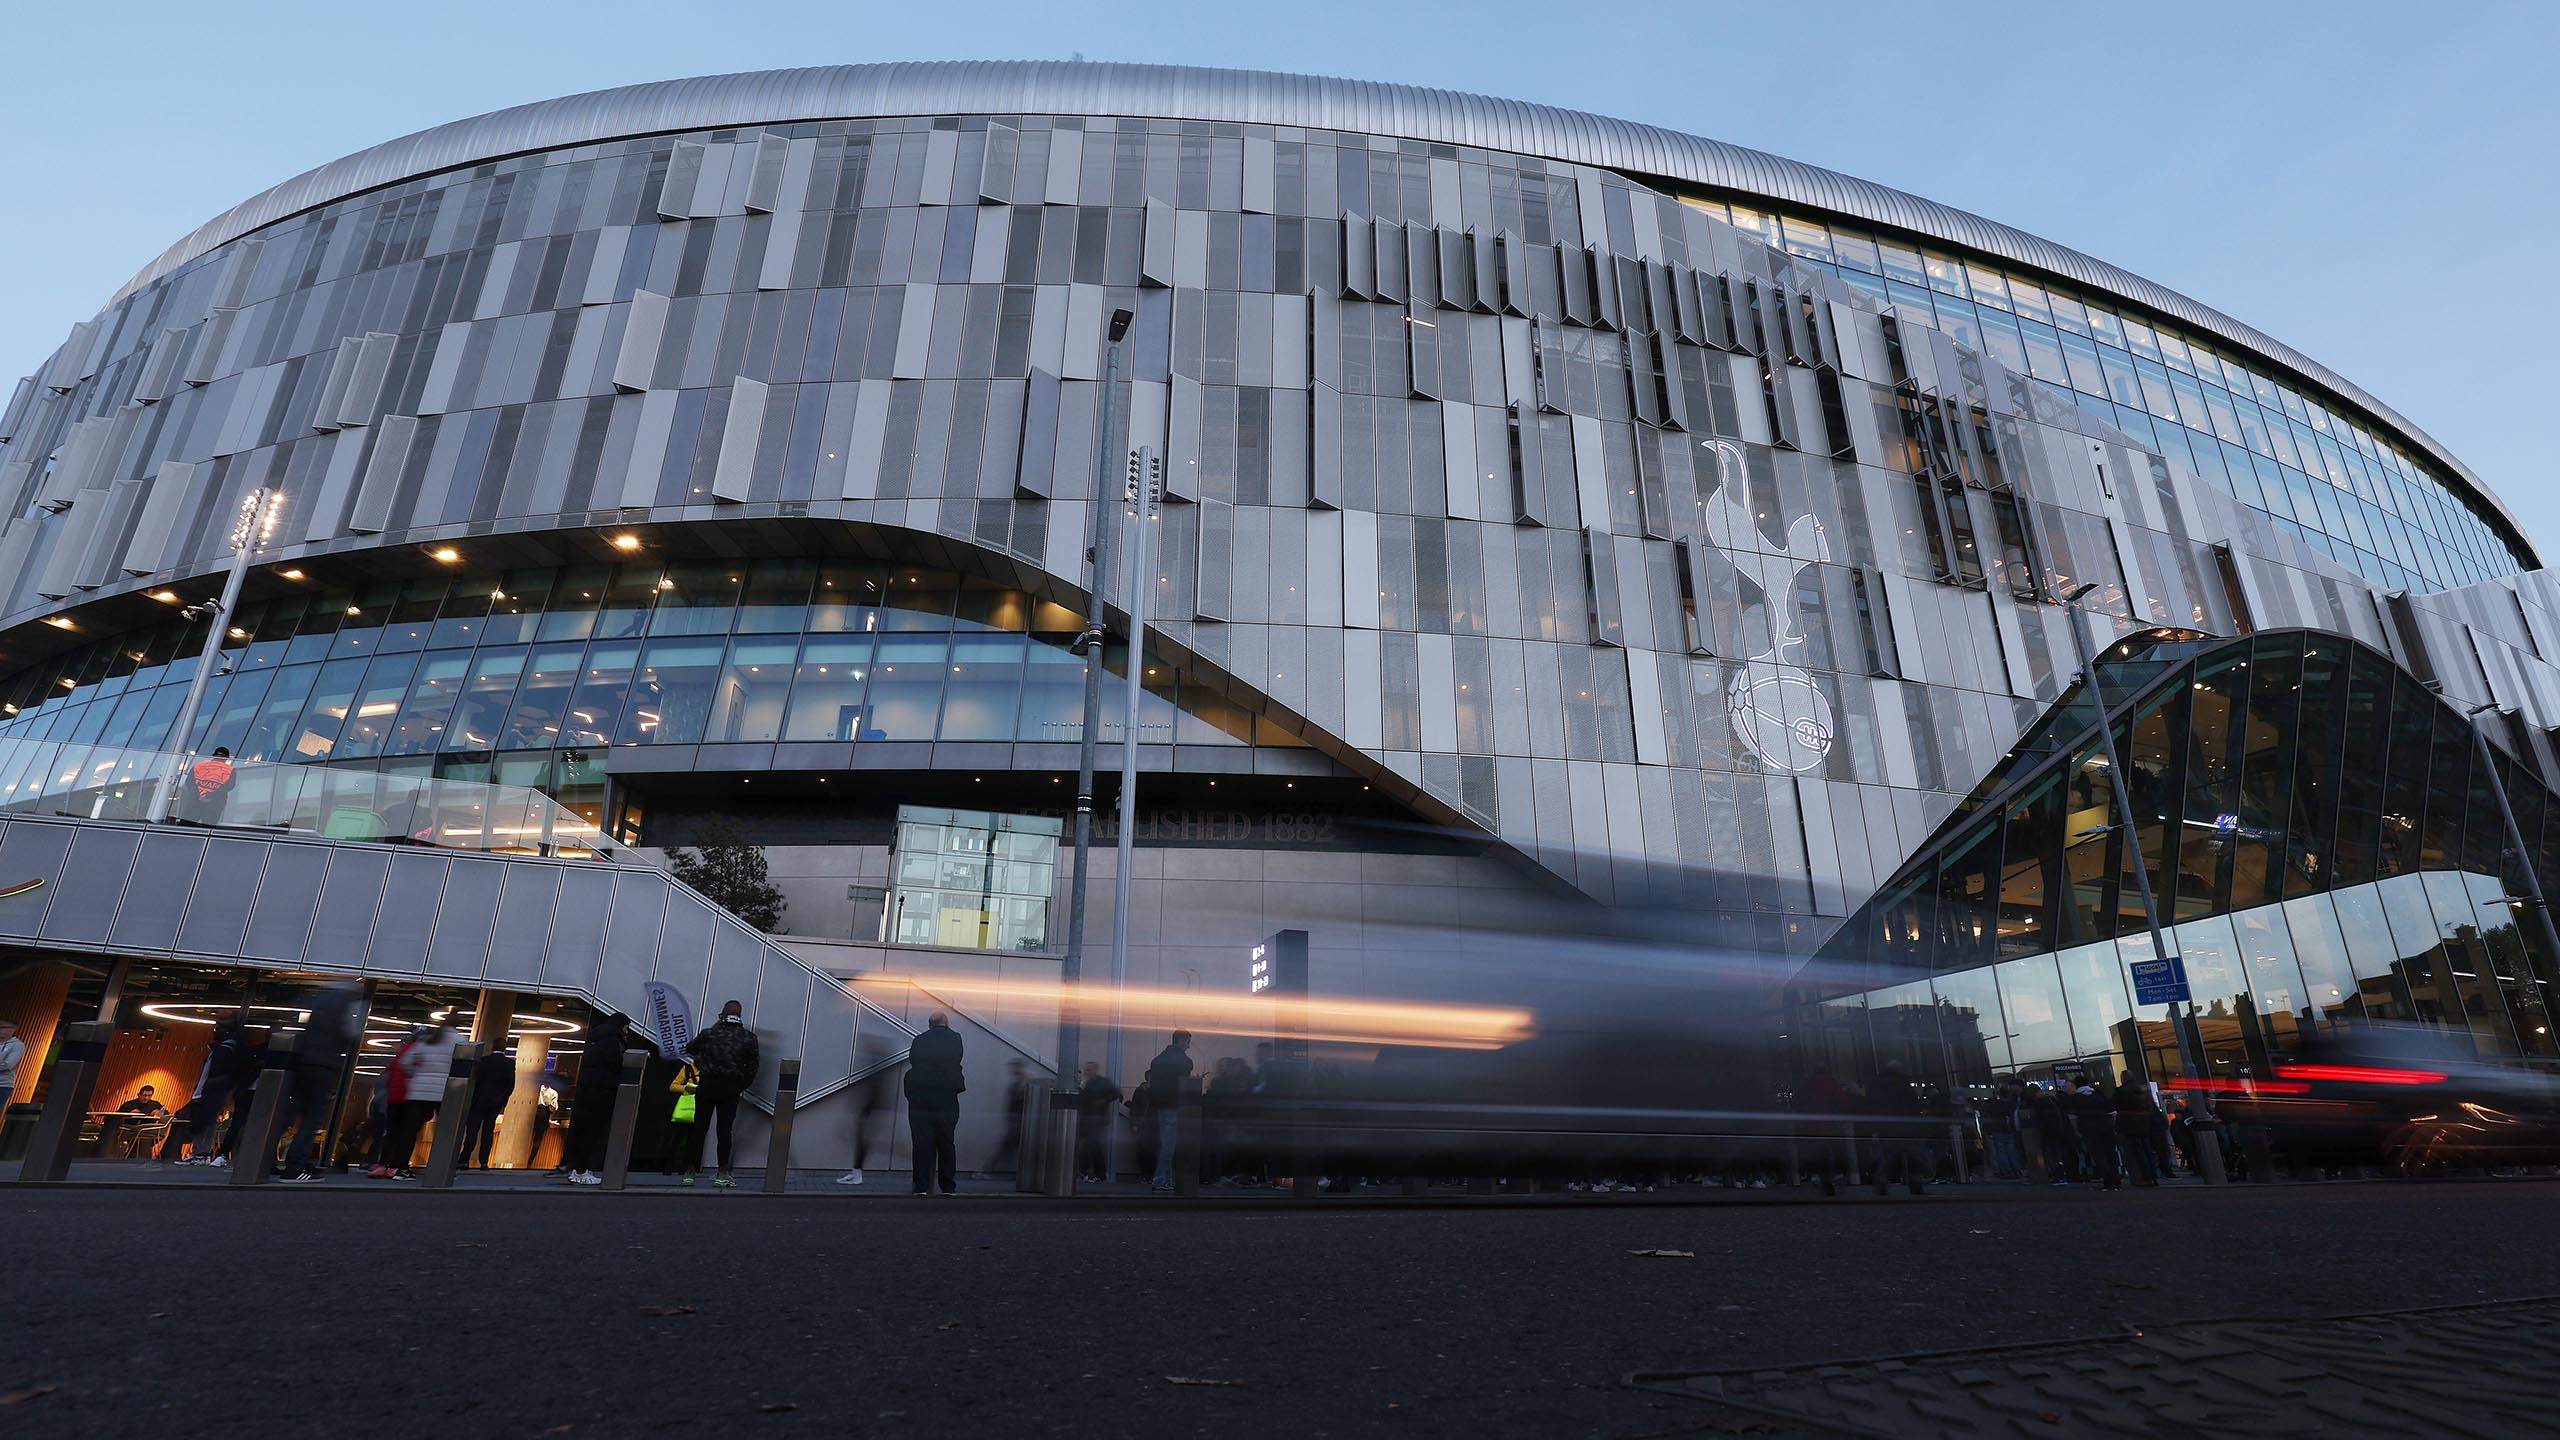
left=666, top=816, right=787, bottom=933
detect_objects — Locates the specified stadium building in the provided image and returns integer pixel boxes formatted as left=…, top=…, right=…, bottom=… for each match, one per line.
left=1, top=62, right=2555, bottom=1171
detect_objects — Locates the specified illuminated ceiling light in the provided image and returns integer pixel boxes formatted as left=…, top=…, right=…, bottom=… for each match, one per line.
left=42, top=616, right=74, bottom=630
left=429, top=546, right=461, bottom=563
left=228, top=627, right=250, bottom=639
left=149, top=590, right=181, bottom=603
left=345, top=606, right=362, bottom=616
left=278, top=568, right=305, bottom=581
left=610, top=534, right=643, bottom=552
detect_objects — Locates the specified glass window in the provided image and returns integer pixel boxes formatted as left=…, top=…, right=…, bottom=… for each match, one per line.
left=648, top=563, right=743, bottom=636
left=734, top=562, right=817, bottom=634
left=333, top=650, right=422, bottom=761
left=447, top=646, right=530, bottom=751
left=809, top=564, right=892, bottom=633
left=780, top=635, right=873, bottom=742
left=560, top=640, right=639, bottom=749
left=618, top=637, right=724, bottom=745
left=936, top=633, right=1025, bottom=741
left=704, top=636, right=798, bottom=743
left=860, top=635, right=950, bottom=741
left=1015, top=635, right=1086, bottom=744
left=385, top=652, right=470, bottom=756
left=1993, top=956, right=2073, bottom=1071
left=239, top=666, right=321, bottom=764
left=498, top=643, right=590, bottom=749
left=286, top=656, right=374, bottom=759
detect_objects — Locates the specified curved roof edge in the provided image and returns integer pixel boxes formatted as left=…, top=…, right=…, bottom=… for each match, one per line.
left=99, top=59, right=2530, bottom=562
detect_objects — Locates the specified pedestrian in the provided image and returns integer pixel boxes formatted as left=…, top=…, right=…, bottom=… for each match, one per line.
left=1074, top=1061, right=1123, bottom=1183
left=836, top=1065, right=892, bottom=1186
left=1145, top=1030, right=1195, bottom=1192
left=978, top=1060, right=1031, bottom=1180
left=209, top=1029, right=267, bottom=1167
left=1985, top=1076, right=2025, bottom=1179
left=459, top=1043, right=518, bottom=1171
left=156, top=1016, right=248, bottom=1166
left=277, top=981, right=365, bottom=1184
left=370, top=1020, right=455, bottom=1179
left=903, top=1013, right=965, bottom=1195
left=668, top=1055, right=703, bottom=1183
left=1128, top=1077, right=1158, bottom=1182
left=1864, top=1059, right=1926, bottom=1197
left=2112, top=1072, right=2162, bottom=1187
left=2028, top=1078, right=2076, bottom=1185
left=182, top=746, right=237, bottom=823
left=563, top=1012, right=631, bottom=1185
left=2069, top=1073, right=2122, bottom=1191
left=529, top=1079, right=559, bottom=1167
left=0, top=1017, right=22, bottom=1103
left=683, top=1000, right=761, bottom=1188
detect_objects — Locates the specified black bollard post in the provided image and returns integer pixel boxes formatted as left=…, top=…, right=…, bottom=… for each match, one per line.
left=420, top=1042, right=485, bottom=1188
left=598, top=1047, right=653, bottom=1192
left=229, top=1034, right=301, bottom=1187
left=1175, top=1078, right=1202, bottom=1198
left=14, top=1020, right=114, bottom=1184
left=762, top=1058, right=801, bottom=1195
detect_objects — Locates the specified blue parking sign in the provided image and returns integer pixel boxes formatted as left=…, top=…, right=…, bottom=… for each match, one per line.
left=2129, top=955, right=2191, bottom=1006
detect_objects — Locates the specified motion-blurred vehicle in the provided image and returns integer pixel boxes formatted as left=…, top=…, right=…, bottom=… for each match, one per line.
left=2179, top=1021, right=2560, bottom=1171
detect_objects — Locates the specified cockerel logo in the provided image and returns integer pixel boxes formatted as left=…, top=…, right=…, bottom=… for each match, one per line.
left=1699, top=440, right=1835, bottom=774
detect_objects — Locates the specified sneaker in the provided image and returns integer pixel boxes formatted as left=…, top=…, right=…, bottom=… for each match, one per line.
left=279, top=1170, right=323, bottom=1185
left=367, top=1165, right=395, bottom=1179
left=679, top=1174, right=696, bottom=1187
left=392, top=1169, right=417, bottom=1181
left=1566, top=1181, right=1589, bottom=1192
left=208, top=1156, right=231, bottom=1169
left=569, top=1170, right=601, bottom=1186
left=1749, top=1178, right=1769, bottom=1190
left=173, top=1156, right=205, bottom=1167
left=714, top=1173, right=735, bottom=1188
left=835, top=1169, right=866, bottom=1186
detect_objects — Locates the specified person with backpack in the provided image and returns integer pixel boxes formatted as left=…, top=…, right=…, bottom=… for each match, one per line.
left=682, top=1000, right=760, bottom=1188
left=368, top=1020, right=455, bottom=1179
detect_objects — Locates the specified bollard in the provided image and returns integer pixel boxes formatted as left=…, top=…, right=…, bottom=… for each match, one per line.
left=762, top=1058, right=801, bottom=1195
left=420, top=1042, right=485, bottom=1188
left=14, top=1021, right=114, bottom=1184
left=1014, top=1085, right=1048, bottom=1194
left=1175, top=1079, right=1202, bottom=1198
left=230, top=1034, right=302, bottom=1187
left=598, top=1047, right=653, bottom=1192
left=1036, top=1089, right=1080, bottom=1197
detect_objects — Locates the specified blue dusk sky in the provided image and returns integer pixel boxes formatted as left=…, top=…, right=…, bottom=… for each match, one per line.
left=1, top=1, right=2551, bottom=558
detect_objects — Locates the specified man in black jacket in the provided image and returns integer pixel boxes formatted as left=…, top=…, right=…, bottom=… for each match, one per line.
left=904, top=1013, right=966, bottom=1195
left=564, top=1013, right=632, bottom=1186
left=1146, top=1031, right=1195, bottom=1191
left=684, top=1000, right=762, bottom=1187
left=278, top=982, right=366, bottom=1183
left=459, top=1044, right=520, bottom=1171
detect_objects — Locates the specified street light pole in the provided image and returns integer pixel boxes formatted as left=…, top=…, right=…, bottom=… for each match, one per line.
left=2054, top=582, right=2226, bottom=1184
left=1103, top=446, right=1161, bottom=1093
left=149, top=486, right=281, bottom=823
left=1059, top=307, right=1135, bottom=1092
left=2463, top=699, right=2560, bottom=1025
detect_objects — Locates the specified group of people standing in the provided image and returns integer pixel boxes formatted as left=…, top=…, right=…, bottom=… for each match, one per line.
left=1981, top=1070, right=2185, bottom=1189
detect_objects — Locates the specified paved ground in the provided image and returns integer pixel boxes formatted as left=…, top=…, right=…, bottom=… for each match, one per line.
left=7, top=1178, right=2560, bottom=1437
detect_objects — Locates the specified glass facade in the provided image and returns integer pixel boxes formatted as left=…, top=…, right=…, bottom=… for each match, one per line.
left=885, top=805, right=1061, bottom=951
left=1807, top=630, right=2560, bottom=1091
left=0, top=560, right=1300, bottom=811
left=1680, top=198, right=2520, bottom=593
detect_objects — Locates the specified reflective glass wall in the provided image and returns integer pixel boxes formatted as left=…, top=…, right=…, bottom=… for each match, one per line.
left=1806, top=631, right=2560, bottom=1089
left=1679, top=198, right=2521, bottom=594
left=0, top=559, right=1301, bottom=816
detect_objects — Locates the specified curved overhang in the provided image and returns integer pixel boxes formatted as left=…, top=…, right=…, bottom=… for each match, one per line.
left=93, top=60, right=2527, bottom=565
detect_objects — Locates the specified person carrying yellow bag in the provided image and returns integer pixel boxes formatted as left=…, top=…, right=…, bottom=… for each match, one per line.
left=669, top=1059, right=702, bottom=1183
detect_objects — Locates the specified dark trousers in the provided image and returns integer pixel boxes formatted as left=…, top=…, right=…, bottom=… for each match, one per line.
left=2119, top=1128, right=2160, bottom=1185
left=1076, top=1117, right=1108, bottom=1180
left=460, top=1108, right=505, bottom=1168
left=280, top=1067, right=341, bottom=1174
left=2078, top=1122, right=2123, bottom=1189
left=692, top=1091, right=742, bottom=1173
left=159, top=1087, right=237, bottom=1160
left=909, top=1099, right=959, bottom=1193
left=566, top=1089, right=616, bottom=1172
left=382, top=1100, right=437, bottom=1171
